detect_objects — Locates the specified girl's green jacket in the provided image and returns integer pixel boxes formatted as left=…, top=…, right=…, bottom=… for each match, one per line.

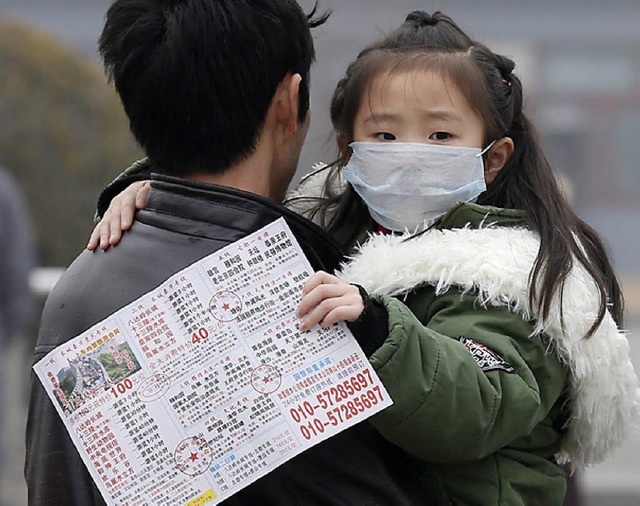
left=290, top=167, right=639, bottom=506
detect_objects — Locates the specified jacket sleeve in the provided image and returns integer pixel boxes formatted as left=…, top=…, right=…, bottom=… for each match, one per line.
left=367, top=289, right=567, bottom=463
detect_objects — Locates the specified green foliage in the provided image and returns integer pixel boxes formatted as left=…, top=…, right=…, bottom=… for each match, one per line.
left=0, top=17, right=142, bottom=265
left=58, top=367, right=77, bottom=399
left=97, top=343, right=141, bottom=384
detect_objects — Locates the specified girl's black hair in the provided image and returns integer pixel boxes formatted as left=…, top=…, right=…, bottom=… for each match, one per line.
left=468, top=43, right=624, bottom=336
left=288, top=10, right=623, bottom=336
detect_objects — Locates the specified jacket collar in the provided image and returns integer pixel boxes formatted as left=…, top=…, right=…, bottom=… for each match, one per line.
left=141, top=174, right=345, bottom=273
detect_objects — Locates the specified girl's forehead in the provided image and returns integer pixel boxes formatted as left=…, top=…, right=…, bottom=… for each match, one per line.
left=361, top=68, right=473, bottom=113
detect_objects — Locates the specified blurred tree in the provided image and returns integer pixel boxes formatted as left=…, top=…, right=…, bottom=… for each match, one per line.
left=0, top=17, right=141, bottom=266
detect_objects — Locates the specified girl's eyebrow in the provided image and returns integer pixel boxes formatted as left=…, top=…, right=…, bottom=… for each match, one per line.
left=420, top=109, right=463, bottom=122
left=362, top=113, right=399, bottom=124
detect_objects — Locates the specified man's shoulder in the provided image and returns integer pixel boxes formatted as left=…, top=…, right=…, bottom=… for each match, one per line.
left=36, top=249, right=134, bottom=353
left=35, top=220, right=230, bottom=355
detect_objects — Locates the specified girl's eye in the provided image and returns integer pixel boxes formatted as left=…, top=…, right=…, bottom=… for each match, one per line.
left=429, top=131, right=451, bottom=141
left=375, top=132, right=396, bottom=141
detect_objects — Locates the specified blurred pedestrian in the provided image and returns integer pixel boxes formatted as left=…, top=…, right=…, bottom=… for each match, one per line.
left=0, top=167, right=33, bottom=363
left=0, top=166, right=34, bottom=492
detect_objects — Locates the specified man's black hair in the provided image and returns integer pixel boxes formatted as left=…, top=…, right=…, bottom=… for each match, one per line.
left=99, top=0, right=329, bottom=176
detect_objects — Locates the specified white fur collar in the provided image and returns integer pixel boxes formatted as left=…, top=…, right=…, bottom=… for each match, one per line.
left=286, top=164, right=342, bottom=225
left=337, top=226, right=640, bottom=467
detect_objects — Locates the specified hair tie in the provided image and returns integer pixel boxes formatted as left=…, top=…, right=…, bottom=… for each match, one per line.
left=405, top=11, right=439, bottom=27
left=493, top=54, right=514, bottom=89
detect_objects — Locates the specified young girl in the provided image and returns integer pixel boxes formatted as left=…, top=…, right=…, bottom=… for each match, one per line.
left=90, top=12, right=638, bottom=505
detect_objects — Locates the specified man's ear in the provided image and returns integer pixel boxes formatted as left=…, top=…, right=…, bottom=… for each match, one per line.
left=484, top=136, right=514, bottom=184
left=275, top=73, right=303, bottom=138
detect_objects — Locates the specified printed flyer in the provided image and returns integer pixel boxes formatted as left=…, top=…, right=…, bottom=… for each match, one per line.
left=34, top=218, right=392, bottom=506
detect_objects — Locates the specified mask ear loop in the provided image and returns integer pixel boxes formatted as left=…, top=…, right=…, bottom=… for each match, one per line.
left=477, top=140, right=497, bottom=158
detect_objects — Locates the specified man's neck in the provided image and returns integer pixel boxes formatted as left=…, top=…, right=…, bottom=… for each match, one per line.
left=186, top=145, right=277, bottom=201
left=187, top=164, right=270, bottom=198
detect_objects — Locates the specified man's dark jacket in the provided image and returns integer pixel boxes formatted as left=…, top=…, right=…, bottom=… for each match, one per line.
left=25, top=175, right=427, bottom=506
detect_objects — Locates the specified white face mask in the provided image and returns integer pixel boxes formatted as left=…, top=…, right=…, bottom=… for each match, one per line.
left=343, top=141, right=493, bottom=232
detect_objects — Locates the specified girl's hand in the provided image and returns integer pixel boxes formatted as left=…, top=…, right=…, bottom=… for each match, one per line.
left=87, top=180, right=151, bottom=251
left=296, top=271, right=364, bottom=332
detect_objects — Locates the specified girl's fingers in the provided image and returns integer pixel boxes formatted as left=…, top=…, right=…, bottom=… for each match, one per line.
left=87, top=220, right=104, bottom=250
left=301, top=270, right=339, bottom=296
left=87, top=181, right=150, bottom=251
left=87, top=213, right=116, bottom=251
left=118, top=193, right=136, bottom=232
left=297, top=282, right=347, bottom=318
left=298, top=292, right=348, bottom=330
left=135, top=181, right=151, bottom=209
left=119, top=181, right=148, bottom=229
left=297, top=272, right=364, bottom=331
left=318, top=306, right=363, bottom=327
left=103, top=196, right=123, bottom=248
left=300, top=301, right=362, bottom=331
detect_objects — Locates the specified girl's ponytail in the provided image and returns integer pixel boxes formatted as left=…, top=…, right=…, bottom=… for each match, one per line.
left=472, top=44, right=624, bottom=334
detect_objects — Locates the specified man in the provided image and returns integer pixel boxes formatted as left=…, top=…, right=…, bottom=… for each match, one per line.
left=25, top=1, right=426, bottom=504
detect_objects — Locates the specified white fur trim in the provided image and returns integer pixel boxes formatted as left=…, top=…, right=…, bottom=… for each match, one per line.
left=286, top=165, right=345, bottom=224
left=337, top=226, right=640, bottom=467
